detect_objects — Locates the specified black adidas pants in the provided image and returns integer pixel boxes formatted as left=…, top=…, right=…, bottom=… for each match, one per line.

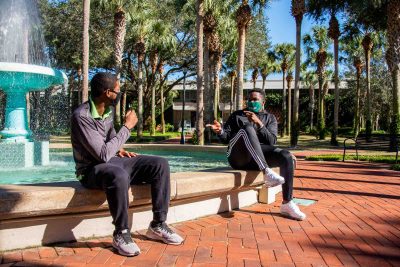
left=227, top=125, right=294, bottom=201
left=80, top=155, right=170, bottom=232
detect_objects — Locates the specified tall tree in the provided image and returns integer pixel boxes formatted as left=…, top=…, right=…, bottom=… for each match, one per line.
left=274, top=43, right=295, bottom=137
left=341, top=34, right=364, bottom=137
left=303, top=26, right=331, bottom=139
left=196, top=0, right=205, bottom=145
left=286, top=70, right=294, bottom=136
left=328, top=13, right=340, bottom=145
left=98, top=0, right=132, bottom=128
left=82, top=0, right=90, bottom=103
left=259, top=51, right=278, bottom=94
left=290, top=0, right=305, bottom=147
left=387, top=0, right=400, bottom=141
left=235, top=1, right=252, bottom=110
left=303, top=70, right=318, bottom=131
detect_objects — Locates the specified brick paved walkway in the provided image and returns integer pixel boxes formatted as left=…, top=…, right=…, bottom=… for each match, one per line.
left=1, top=159, right=399, bottom=266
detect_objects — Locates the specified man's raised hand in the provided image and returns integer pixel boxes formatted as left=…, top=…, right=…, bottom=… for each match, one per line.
left=206, top=120, right=222, bottom=134
left=124, top=110, right=138, bottom=130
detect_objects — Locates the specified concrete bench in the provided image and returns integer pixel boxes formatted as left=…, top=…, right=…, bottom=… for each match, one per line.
left=0, top=168, right=281, bottom=251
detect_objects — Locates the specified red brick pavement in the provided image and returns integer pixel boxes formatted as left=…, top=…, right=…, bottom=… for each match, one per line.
left=1, top=159, right=399, bottom=266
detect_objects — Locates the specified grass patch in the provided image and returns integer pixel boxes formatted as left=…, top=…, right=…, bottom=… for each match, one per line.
left=306, top=154, right=398, bottom=164
left=391, top=164, right=400, bottom=171
left=129, top=131, right=182, bottom=143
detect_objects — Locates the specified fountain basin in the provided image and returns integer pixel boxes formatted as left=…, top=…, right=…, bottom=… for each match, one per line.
left=0, top=62, right=66, bottom=168
left=0, top=62, right=66, bottom=91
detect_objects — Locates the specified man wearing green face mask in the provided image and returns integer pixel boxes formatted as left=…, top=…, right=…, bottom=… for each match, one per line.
left=207, top=89, right=306, bottom=221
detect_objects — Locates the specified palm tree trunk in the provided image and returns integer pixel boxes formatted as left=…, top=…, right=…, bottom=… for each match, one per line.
left=137, top=58, right=144, bottom=138
left=354, top=73, right=361, bottom=137
left=204, top=36, right=212, bottom=143
left=262, top=77, right=266, bottom=92
left=82, top=0, right=90, bottom=103
left=121, top=91, right=127, bottom=119
left=309, top=84, right=314, bottom=131
left=196, top=0, right=205, bottom=145
left=230, top=75, right=235, bottom=114
left=213, top=56, right=221, bottom=121
left=287, top=83, right=291, bottom=136
left=365, top=48, right=372, bottom=139
left=150, top=77, right=156, bottom=136
left=282, top=71, right=286, bottom=137
left=113, top=9, right=126, bottom=129
left=331, top=38, right=339, bottom=145
left=160, top=77, right=165, bottom=134
left=236, top=26, right=246, bottom=110
left=317, top=76, right=325, bottom=139
left=292, top=15, right=301, bottom=147
left=388, top=0, right=400, bottom=147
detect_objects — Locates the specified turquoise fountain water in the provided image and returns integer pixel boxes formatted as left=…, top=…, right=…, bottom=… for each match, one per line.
left=0, top=0, right=67, bottom=167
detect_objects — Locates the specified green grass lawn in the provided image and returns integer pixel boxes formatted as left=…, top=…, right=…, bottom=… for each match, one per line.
left=129, top=131, right=182, bottom=142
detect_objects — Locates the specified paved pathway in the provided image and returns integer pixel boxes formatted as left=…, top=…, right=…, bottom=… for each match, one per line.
left=1, top=159, right=399, bottom=266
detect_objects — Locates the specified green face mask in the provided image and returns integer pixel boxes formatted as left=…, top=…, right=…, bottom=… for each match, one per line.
left=247, top=100, right=262, bottom=113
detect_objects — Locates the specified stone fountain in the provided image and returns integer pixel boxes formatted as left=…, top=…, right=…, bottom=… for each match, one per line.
left=0, top=0, right=67, bottom=167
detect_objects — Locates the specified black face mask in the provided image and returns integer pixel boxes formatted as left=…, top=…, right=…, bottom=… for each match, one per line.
left=110, top=91, right=122, bottom=107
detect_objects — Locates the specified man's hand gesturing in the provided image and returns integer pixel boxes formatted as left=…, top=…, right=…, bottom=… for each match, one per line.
left=206, top=120, right=222, bottom=134
left=124, top=110, right=138, bottom=130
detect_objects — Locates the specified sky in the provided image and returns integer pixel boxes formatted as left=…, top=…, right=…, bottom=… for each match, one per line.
left=265, top=0, right=329, bottom=79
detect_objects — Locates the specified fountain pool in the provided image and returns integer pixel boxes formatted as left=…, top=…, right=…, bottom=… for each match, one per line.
left=0, top=148, right=228, bottom=184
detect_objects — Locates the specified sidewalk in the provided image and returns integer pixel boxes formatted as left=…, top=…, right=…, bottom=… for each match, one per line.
left=1, top=159, right=399, bottom=266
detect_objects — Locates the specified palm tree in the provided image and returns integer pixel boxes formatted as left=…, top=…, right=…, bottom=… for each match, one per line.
left=235, top=1, right=252, bottom=110
left=203, top=11, right=215, bottom=136
left=303, top=70, right=318, bottom=131
left=286, top=71, right=294, bottom=136
left=387, top=0, right=400, bottom=142
left=328, top=13, right=340, bottom=145
left=290, top=0, right=305, bottom=147
left=251, top=67, right=259, bottom=89
left=127, top=1, right=155, bottom=138
left=229, top=70, right=237, bottom=114
left=353, top=56, right=363, bottom=137
left=342, top=33, right=364, bottom=137
left=158, top=62, right=166, bottom=134
left=98, top=0, right=132, bottom=128
left=260, top=51, right=278, bottom=94
left=196, top=0, right=205, bottom=145
left=275, top=43, right=296, bottom=137
left=303, top=26, right=331, bottom=140
left=147, top=19, right=176, bottom=136
left=82, top=0, right=90, bottom=103
left=362, top=33, right=374, bottom=139
left=150, top=50, right=158, bottom=136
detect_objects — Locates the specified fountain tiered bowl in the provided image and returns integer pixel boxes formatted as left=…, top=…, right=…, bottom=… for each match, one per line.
left=0, top=62, right=67, bottom=167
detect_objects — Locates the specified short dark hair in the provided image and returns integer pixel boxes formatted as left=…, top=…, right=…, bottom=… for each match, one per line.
left=90, top=72, right=118, bottom=98
left=248, top=89, right=265, bottom=100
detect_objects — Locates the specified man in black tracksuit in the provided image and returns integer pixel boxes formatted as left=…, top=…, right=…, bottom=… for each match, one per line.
left=208, top=89, right=306, bottom=220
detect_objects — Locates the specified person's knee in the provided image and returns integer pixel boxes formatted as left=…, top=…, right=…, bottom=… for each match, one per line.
left=280, top=150, right=294, bottom=165
left=243, top=124, right=254, bottom=131
left=109, top=169, right=130, bottom=188
left=152, top=156, right=170, bottom=171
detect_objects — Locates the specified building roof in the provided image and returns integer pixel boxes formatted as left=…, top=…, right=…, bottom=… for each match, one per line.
left=172, top=79, right=348, bottom=91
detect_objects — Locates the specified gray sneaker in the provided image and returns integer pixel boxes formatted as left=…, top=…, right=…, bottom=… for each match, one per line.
left=146, top=222, right=184, bottom=245
left=112, top=229, right=141, bottom=257
left=264, top=167, right=285, bottom=187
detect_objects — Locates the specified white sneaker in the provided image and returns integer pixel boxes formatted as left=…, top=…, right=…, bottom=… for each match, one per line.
left=146, top=222, right=184, bottom=245
left=264, top=168, right=285, bottom=187
left=112, top=229, right=141, bottom=256
left=280, top=201, right=306, bottom=221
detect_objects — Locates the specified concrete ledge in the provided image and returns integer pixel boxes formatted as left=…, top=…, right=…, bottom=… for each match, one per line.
left=0, top=167, right=281, bottom=251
